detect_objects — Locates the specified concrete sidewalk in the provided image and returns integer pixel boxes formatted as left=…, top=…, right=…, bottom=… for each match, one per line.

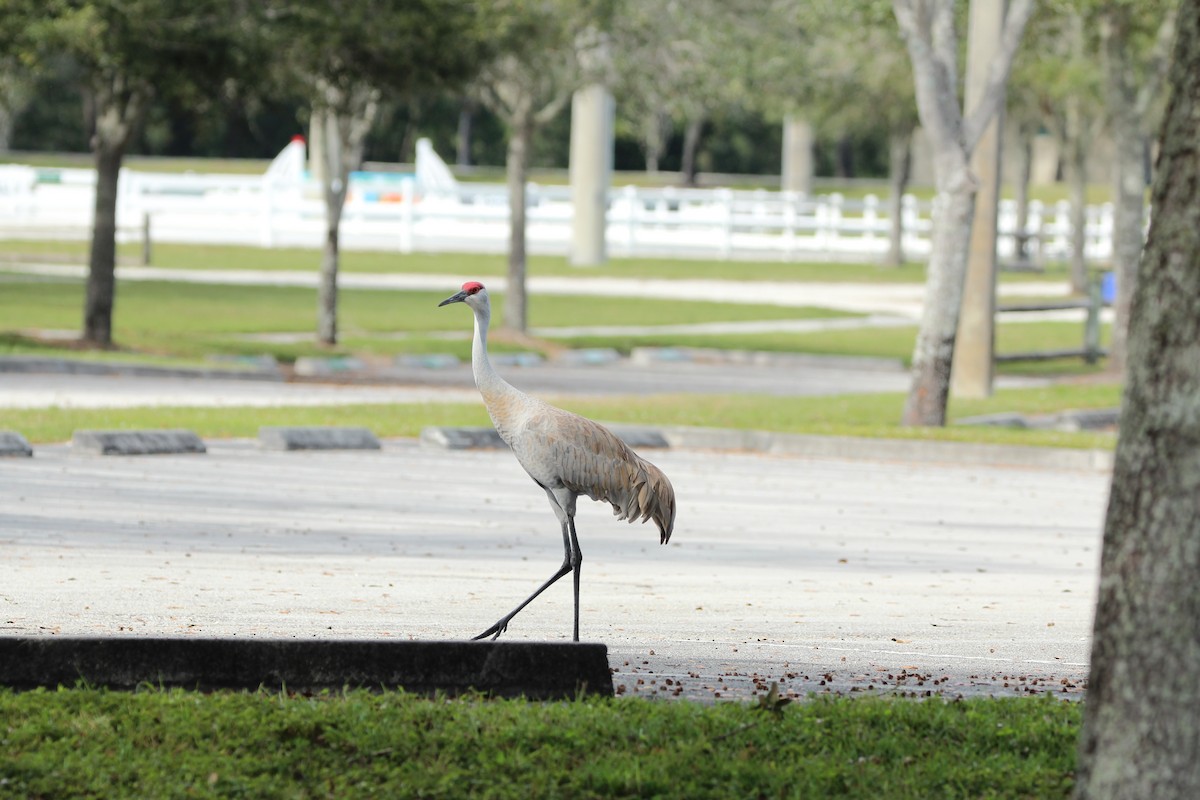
left=1, top=438, right=1109, bottom=701
left=2, top=261, right=1076, bottom=319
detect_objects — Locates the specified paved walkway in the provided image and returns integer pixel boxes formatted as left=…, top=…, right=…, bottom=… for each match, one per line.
left=2, top=439, right=1108, bottom=702
left=1, top=261, right=1110, bottom=700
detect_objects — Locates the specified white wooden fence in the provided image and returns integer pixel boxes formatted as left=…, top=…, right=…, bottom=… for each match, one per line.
left=0, top=162, right=1116, bottom=265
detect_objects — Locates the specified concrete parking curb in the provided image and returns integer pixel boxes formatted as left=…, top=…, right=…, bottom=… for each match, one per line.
left=258, top=426, right=382, bottom=451
left=0, top=355, right=282, bottom=382
left=654, top=425, right=1116, bottom=472
left=0, top=431, right=33, bottom=457
left=420, top=423, right=1113, bottom=472
left=0, top=637, right=614, bottom=699
left=72, top=429, right=207, bottom=456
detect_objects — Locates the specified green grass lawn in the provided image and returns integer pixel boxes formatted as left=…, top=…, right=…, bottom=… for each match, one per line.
left=0, top=273, right=1105, bottom=369
left=0, top=688, right=1080, bottom=799
left=0, top=238, right=1085, bottom=285
left=0, top=275, right=852, bottom=362
left=3, top=383, right=1122, bottom=448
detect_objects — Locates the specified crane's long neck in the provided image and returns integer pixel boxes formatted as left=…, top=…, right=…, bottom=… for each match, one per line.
left=470, top=301, right=524, bottom=437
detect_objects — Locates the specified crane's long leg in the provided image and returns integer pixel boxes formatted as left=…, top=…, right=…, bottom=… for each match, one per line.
left=473, top=514, right=573, bottom=641
left=568, top=516, right=582, bottom=642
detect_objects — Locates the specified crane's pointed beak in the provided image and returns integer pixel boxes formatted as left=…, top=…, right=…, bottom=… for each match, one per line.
left=438, top=290, right=468, bottom=307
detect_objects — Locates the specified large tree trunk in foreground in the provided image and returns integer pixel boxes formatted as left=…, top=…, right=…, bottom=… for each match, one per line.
left=1075, top=4, right=1200, bottom=796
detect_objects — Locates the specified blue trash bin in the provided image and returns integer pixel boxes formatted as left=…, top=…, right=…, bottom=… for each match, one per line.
left=1101, top=272, right=1116, bottom=304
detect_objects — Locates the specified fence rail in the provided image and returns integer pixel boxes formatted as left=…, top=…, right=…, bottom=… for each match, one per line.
left=0, top=163, right=1118, bottom=265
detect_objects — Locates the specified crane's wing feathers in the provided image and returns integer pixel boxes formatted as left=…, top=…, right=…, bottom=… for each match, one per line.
left=517, top=409, right=676, bottom=544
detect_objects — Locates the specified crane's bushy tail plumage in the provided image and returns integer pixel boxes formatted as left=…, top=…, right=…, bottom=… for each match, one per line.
left=618, top=456, right=676, bottom=544
left=547, top=414, right=676, bottom=545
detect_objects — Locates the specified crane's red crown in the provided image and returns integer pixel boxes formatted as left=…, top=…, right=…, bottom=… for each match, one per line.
left=462, top=281, right=484, bottom=294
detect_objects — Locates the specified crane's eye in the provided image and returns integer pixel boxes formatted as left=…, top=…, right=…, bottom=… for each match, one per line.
left=462, top=281, right=484, bottom=295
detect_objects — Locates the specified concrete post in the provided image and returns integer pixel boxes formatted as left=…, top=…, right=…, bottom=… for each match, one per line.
left=568, top=84, right=614, bottom=267
left=952, top=0, right=1006, bottom=399
left=781, top=117, right=815, bottom=195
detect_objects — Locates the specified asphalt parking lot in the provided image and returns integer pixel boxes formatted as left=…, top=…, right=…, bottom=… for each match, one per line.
left=2, top=435, right=1110, bottom=701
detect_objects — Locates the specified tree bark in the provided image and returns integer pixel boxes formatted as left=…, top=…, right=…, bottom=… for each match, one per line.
left=901, top=175, right=976, bottom=426
left=1062, top=11, right=1096, bottom=294
left=1100, top=7, right=1176, bottom=373
left=1075, top=4, right=1200, bottom=795
left=1064, top=127, right=1090, bottom=294
left=1105, top=107, right=1146, bottom=373
left=680, top=115, right=704, bottom=187
left=315, top=106, right=345, bottom=346
left=1011, top=122, right=1034, bottom=264
left=892, top=0, right=1034, bottom=426
left=884, top=129, right=913, bottom=267
left=456, top=99, right=475, bottom=168
left=314, top=86, right=378, bottom=346
left=83, top=144, right=123, bottom=346
left=82, top=83, right=146, bottom=347
left=504, top=117, right=532, bottom=333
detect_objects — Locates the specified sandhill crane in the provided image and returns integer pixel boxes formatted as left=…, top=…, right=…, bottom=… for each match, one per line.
left=439, top=281, right=676, bottom=642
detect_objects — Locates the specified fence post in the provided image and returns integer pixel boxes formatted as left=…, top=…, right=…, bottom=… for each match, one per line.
left=1027, top=200, right=1044, bottom=264
left=1084, top=276, right=1103, bottom=364
left=782, top=190, right=797, bottom=259
left=142, top=212, right=152, bottom=266
left=862, top=193, right=878, bottom=252
left=901, top=194, right=918, bottom=255
left=399, top=176, right=415, bottom=254
left=623, top=185, right=638, bottom=254
left=828, top=193, right=843, bottom=253
left=259, top=177, right=274, bottom=248
left=718, top=188, right=734, bottom=259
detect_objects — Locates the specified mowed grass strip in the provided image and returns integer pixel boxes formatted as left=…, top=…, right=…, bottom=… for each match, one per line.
left=0, top=276, right=850, bottom=361
left=0, top=688, right=1080, bottom=799
left=0, top=238, right=1080, bottom=284
left=4, top=385, right=1122, bottom=448
left=0, top=275, right=1107, bottom=377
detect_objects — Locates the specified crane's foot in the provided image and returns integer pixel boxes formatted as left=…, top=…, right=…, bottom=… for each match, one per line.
left=471, top=618, right=510, bottom=641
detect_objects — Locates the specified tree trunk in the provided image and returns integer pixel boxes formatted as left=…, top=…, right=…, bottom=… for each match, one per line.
left=1101, top=8, right=1153, bottom=374
left=313, top=87, right=378, bottom=346
left=456, top=100, right=475, bottom=168
left=680, top=115, right=704, bottom=187
left=902, top=176, right=976, bottom=426
left=1065, top=130, right=1090, bottom=294
left=1012, top=123, right=1034, bottom=264
left=504, top=118, right=532, bottom=333
left=883, top=129, right=912, bottom=267
left=835, top=133, right=854, bottom=179
left=1106, top=112, right=1146, bottom=374
left=83, top=144, right=123, bottom=346
left=315, top=106, right=344, bottom=346
left=81, top=84, right=146, bottom=347
left=1075, top=5, right=1200, bottom=795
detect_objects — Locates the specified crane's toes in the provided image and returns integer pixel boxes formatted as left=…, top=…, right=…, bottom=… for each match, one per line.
left=472, top=619, right=509, bottom=641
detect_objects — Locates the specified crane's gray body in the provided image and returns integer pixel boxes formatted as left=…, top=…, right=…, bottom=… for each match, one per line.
left=440, top=282, right=676, bottom=640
